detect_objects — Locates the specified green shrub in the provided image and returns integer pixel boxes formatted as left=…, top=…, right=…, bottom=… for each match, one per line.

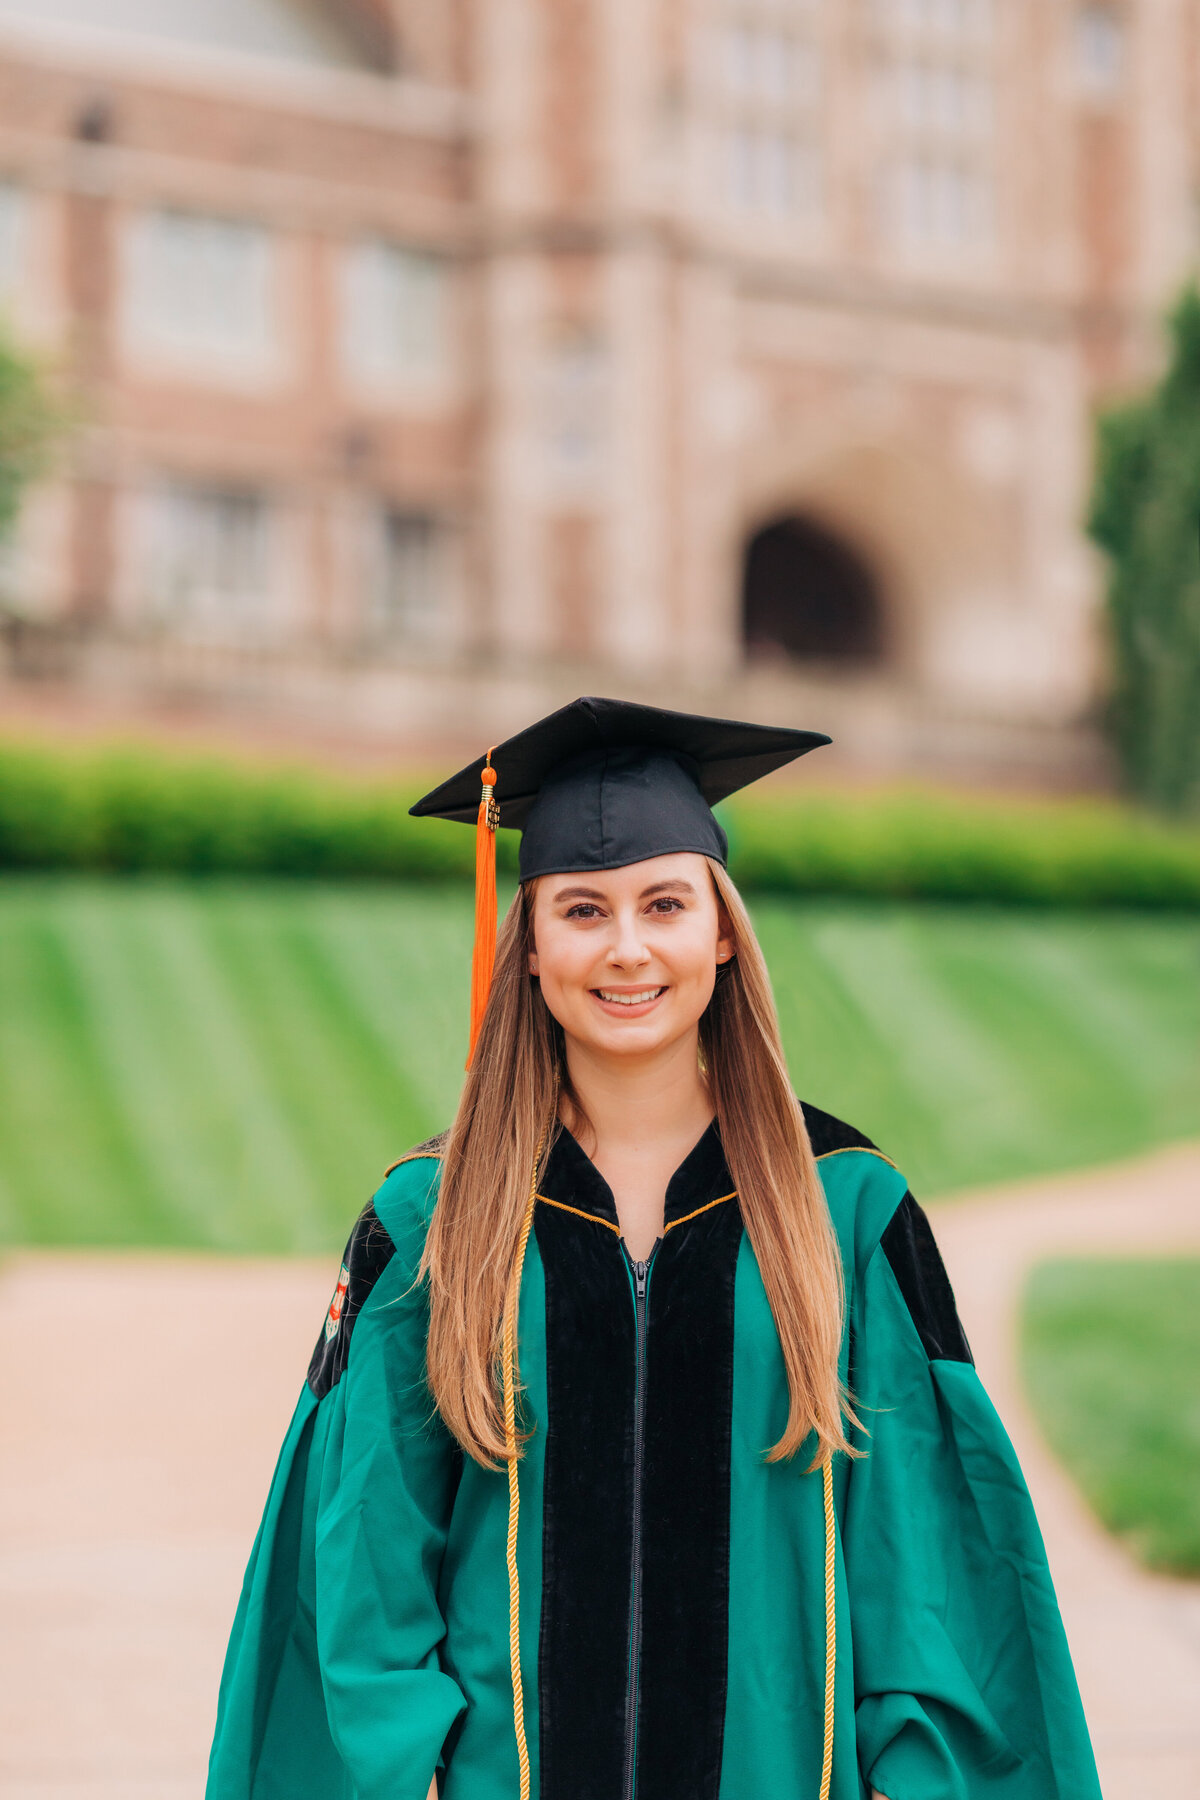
left=0, top=741, right=517, bottom=881
left=2, top=737, right=1200, bottom=906
left=724, top=790, right=1200, bottom=906
left=1088, top=284, right=1200, bottom=816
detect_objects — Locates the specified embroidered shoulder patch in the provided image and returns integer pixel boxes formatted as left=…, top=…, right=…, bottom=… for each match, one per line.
left=323, top=1263, right=351, bottom=1342
left=307, top=1203, right=398, bottom=1400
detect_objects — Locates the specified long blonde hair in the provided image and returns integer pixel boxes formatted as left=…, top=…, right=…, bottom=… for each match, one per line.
left=420, top=860, right=857, bottom=1471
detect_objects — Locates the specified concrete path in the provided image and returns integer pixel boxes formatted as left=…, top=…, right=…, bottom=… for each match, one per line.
left=934, top=1140, right=1200, bottom=1800
left=0, top=1254, right=335, bottom=1799
left=1, top=1143, right=1198, bottom=1799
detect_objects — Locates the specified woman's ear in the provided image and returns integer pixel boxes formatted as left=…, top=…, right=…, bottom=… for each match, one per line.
left=525, top=878, right=540, bottom=976
left=715, top=904, right=736, bottom=967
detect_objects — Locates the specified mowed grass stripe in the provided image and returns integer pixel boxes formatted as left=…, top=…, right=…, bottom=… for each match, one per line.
left=798, top=908, right=1047, bottom=1189
left=197, top=895, right=428, bottom=1237
left=902, top=910, right=1200, bottom=1183
left=29, top=882, right=326, bottom=1249
left=916, top=920, right=1156, bottom=1174
left=1, top=880, right=1198, bottom=1251
left=758, top=900, right=1200, bottom=1197
left=46, top=887, right=229, bottom=1247
left=755, top=905, right=946, bottom=1178
left=292, top=886, right=473, bottom=1148
left=992, top=922, right=1198, bottom=1141
left=1051, top=922, right=1200, bottom=1135
left=0, top=897, right=160, bottom=1241
left=132, top=892, right=329, bottom=1250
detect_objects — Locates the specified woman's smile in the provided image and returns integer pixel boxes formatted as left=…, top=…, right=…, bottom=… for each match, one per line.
left=590, top=984, right=668, bottom=1014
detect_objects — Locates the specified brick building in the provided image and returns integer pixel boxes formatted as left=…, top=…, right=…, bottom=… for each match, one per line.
left=0, top=0, right=1196, bottom=778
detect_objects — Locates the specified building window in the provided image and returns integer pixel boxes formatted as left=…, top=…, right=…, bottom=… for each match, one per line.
left=727, top=127, right=821, bottom=218
left=869, top=0, right=996, bottom=255
left=0, top=180, right=26, bottom=299
left=711, top=3, right=825, bottom=221
left=887, top=155, right=989, bottom=246
left=142, top=479, right=272, bottom=643
left=1075, top=6, right=1125, bottom=98
left=539, top=329, right=609, bottom=496
left=880, top=0, right=993, bottom=41
left=340, top=241, right=448, bottom=384
left=125, top=209, right=273, bottom=366
left=893, top=62, right=990, bottom=135
left=367, top=509, right=443, bottom=645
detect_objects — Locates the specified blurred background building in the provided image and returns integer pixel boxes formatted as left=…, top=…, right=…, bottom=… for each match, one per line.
left=0, top=0, right=1196, bottom=779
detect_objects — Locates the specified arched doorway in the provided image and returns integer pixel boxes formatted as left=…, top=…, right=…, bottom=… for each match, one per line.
left=741, top=515, right=885, bottom=665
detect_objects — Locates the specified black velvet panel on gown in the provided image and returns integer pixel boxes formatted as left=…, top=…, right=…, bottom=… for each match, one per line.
left=534, top=1121, right=742, bottom=1800
left=881, top=1190, right=974, bottom=1364
left=535, top=1132, right=637, bottom=1800
left=637, top=1176, right=741, bottom=1800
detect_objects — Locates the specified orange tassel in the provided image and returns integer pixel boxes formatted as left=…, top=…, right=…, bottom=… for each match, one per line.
left=466, top=754, right=498, bottom=1070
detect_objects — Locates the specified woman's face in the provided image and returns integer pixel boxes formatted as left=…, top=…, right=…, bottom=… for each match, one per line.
left=528, top=852, right=735, bottom=1061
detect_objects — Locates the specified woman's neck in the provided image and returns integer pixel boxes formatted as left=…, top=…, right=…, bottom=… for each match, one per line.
left=560, top=1029, right=713, bottom=1163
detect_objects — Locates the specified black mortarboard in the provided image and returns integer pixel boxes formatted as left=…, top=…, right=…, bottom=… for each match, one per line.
left=410, top=696, right=829, bottom=1062
left=411, top=695, right=829, bottom=877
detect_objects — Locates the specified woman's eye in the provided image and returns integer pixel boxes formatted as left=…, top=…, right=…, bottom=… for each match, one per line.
left=565, top=903, right=602, bottom=919
left=648, top=897, right=683, bottom=914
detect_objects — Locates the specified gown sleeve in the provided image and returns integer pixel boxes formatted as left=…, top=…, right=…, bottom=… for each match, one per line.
left=206, top=1160, right=466, bottom=1800
left=841, top=1190, right=1102, bottom=1800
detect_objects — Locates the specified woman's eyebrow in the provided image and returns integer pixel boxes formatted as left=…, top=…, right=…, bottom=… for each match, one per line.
left=549, top=879, right=698, bottom=903
left=639, top=879, right=697, bottom=898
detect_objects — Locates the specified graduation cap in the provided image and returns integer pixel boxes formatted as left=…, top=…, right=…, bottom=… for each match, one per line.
left=410, top=696, right=830, bottom=1064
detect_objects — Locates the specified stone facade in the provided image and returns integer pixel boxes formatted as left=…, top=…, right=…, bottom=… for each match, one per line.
left=0, top=0, right=1196, bottom=779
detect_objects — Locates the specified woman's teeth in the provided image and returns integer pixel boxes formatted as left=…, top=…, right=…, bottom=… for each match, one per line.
left=595, top=987, right=665, bottom=1006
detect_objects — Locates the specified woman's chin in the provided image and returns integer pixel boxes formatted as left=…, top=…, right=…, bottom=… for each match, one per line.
left=566, top=1005, right=697, bottom=1060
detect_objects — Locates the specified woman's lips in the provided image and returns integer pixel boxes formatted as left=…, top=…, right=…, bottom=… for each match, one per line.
left=589, top=985, right=667, bottom=1017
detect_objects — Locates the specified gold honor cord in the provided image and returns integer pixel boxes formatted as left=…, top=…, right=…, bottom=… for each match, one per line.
left=819, top=1456, right=836, bottom=1800
left=502, top=1122, right=550, bottom=1800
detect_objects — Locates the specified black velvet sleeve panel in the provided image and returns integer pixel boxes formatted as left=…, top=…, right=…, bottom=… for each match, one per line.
left=799, top=1100, right=881, bottom=1160
left=880, top=1191, right=973, bottom=1365
left=306, top=1201, right=398, bottom=1400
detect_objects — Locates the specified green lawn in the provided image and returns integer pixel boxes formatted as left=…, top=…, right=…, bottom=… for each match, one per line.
left=1021, top=1259, right=1200, bottom=1575
left=0, top=877, right=1197, bottom=1252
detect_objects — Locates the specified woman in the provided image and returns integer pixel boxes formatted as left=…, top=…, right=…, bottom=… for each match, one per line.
left=207, top=697, right=1101, bottom=1800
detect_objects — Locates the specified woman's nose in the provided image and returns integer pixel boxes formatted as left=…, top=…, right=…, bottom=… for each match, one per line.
left=607, top=911, right=650, bottom=968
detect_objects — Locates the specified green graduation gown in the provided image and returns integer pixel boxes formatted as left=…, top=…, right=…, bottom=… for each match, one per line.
left=206, top=1104, right=1101, bottom=1800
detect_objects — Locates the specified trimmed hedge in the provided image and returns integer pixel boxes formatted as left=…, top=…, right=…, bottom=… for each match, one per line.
left=724, top=791, right=1200, bottom=907
left=0, top=741, right=481, bottom=881
left=2, top=737, right=1200, bottom=907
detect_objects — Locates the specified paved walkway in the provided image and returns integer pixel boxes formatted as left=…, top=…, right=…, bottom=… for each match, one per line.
left=0, top=1254, right=335, bottom=1799
left=1, top=1143, right=1198, bottom=1798
left=933, top=1141, right=1200, bottom=1799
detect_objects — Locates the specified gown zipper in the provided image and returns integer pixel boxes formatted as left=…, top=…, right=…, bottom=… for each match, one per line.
left=620, top=1236, right=660, bottom=1800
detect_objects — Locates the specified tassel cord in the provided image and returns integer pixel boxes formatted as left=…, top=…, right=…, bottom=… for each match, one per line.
left=502, top=1097, right=555, bottom=1800
left=466, top=754, right=498, bottom=1070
